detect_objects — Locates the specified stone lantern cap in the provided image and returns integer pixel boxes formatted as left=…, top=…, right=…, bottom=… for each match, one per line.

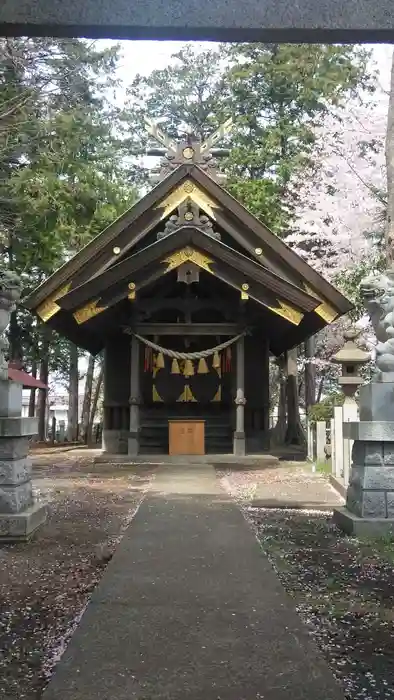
left=332, top=329, right=370, bottom=366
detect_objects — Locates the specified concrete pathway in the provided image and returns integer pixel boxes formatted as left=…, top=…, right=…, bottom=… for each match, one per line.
left=44, top=464, right=344, bottom=700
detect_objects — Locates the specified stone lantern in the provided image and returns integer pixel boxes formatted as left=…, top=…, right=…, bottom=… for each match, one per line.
left=332, top=329, right=370, bottom=399
left=330, top=329, right=370, bottom=493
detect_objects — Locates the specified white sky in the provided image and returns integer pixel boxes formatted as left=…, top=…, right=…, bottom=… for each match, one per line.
left=111, top=41, right=393, bottom=91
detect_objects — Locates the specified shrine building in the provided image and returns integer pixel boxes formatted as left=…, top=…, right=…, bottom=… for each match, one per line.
left=24, top=120, right=351, bottom=457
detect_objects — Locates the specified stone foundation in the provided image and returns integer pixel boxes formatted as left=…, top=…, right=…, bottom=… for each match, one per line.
left=102, top=429, right=128, bottom=454
left=0, top=380, right=46, bottom=541
left=334, top=383, right=394, bottom=535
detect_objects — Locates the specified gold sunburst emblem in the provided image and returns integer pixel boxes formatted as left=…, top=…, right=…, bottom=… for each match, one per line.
left=183, top=181, right=195, bottom=194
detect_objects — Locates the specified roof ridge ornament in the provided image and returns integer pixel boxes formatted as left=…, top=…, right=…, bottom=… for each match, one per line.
left=145, top=117, right=233, bottom=185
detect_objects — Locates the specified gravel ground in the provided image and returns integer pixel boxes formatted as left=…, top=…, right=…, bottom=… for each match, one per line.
left=218, top=465, right=394, bottom=700
left=0, top=453, right=155, bottom=700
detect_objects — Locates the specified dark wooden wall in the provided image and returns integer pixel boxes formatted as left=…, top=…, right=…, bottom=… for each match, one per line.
left=245, top=331, right=270, bottom=450
left=103, top=335, right=131, bottom=434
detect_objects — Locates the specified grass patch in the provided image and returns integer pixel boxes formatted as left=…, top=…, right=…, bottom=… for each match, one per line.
left=357, top=533, right=394, bottom=563
left=315, top=459, right=332, bottom=475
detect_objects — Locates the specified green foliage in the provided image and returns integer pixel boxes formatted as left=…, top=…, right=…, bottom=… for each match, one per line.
left=315, top=459, right=332, bottom=475
left=308, top=391, right=345, bottom=423
left=334, top=248, right=385, bottom=322
left=123, top=43, right=373, bottom=232
left=0, top=38, right=135, bottom=368
left=224, top=44, right=373, bottom=232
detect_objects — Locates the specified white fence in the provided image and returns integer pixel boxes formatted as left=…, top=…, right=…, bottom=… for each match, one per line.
left=307, top=401, right=358, bottom=487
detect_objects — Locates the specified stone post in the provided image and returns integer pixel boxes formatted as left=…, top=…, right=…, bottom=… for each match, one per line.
left=331, top=327, right=381, bottom=534
left=330, top=418, right=336, bottom=474
left=342, top=399, right=358, bottom=486
left=333, top=405, right=344, bottom=478
left=316, top=421, right=326, bottom=461
left=128, top=333, right=140, bottom=456
left=0, top=270, right=46, bottom=541
left=233, top=335, right=246, bottom=456
left=306, top=419, right=314, bottom=461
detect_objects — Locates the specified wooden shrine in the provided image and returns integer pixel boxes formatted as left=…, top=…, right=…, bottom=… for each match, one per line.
left=24, top=119, right=352, bottom=456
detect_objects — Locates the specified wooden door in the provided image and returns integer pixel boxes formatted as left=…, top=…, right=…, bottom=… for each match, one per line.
left=169, top=421, right=205, bottom=455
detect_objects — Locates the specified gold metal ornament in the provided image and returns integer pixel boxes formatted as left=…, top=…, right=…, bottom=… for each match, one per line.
left=156, top=180, right=219, bottom=219
left=241, top=283, right=249, bottom=301
left=267, top=300, right=303, bottom=326
left=36, top=283, right=71, bottom=322
left=162, top=247, right=214, bottom=274
left=303, top=284, right=338, bottom=323
left=73, top=299, right=108, bottom=325
left=128, top=282, right=136, bottom=301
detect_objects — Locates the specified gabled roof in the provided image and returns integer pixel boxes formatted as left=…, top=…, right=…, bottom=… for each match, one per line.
left=24, top=161, right=352, bottom=355
left=25, top=162, right=351, bottom=316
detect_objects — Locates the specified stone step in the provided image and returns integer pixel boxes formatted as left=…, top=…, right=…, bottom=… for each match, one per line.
left=94, top=454, right=280, bottom=466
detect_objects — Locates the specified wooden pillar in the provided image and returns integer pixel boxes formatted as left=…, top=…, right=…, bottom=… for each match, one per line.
left=233, top=335, right=246, bottom=456
left=128, top=334, right=140, bottom=456
left=244, top=333, right=270, bottom=451
left=262, top=339, right=270, bottom=448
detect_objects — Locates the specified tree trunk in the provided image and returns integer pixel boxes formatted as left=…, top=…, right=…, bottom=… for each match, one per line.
left=304, top=337, right=316, bottom=413
left=28, top=360, right=37, bottom=417
left=284, top=347, right=306, bottom=446
left=271, top=357, right=287, bottom=446
left=316, top=372, right=327, bottom=403
left=81, top=354, right=95, bottom=444
left=8, top=309, right=23, bottom=363
left=67, top=342, right=79, bottom=442
left=37, top=342, right=49, bottom=442
left=88, top=366, right=103, bottom=445
left=386, top=49, right=394, bottom=264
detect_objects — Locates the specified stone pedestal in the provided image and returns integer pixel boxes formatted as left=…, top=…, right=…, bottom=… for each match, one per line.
left=333, top=382, right=394, bottom=535
left=0, top=380, right=46, bottom=541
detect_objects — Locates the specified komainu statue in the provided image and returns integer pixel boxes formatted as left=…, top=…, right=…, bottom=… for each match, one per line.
left=0, top=269, right=21, bottom=381
left=360, top=269, right=394, bottom=380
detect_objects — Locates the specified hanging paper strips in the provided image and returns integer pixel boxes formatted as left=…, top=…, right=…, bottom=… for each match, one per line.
left=155, top=352, right=165, bottom=369
left=197, top=357, right=209, bottom=374
left=171, top=358, right=180, bottom=374
left=183, top=358, right=194, bottom=377
left=212, top=350, right=221, bottom=369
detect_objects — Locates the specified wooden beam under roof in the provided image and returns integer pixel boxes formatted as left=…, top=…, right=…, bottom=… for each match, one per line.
left=25, top=161, right=351, bottom=321
left=58, top=226, right=320, bottom=315
left=131, top=323, right=242, bottom=336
